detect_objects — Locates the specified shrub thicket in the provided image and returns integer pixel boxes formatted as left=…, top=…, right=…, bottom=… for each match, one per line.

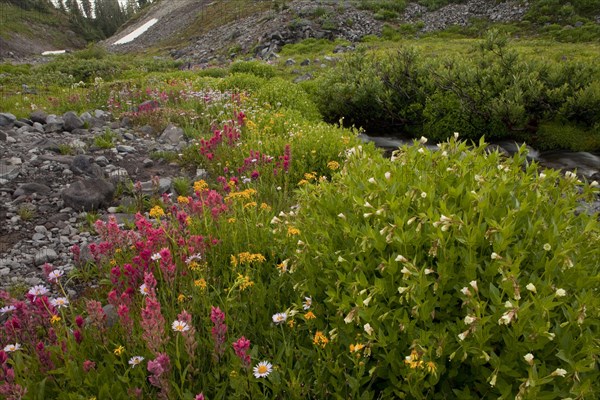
left=310, top=32, right=600, bottom=150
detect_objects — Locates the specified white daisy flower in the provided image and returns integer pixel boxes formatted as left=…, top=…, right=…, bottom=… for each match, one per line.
left=0, top=305, right=16, bottom=314
left=3, top=343, right=21, bottom=352
left=272, top=312, right=287, bottom=325
left=303, top=297, right=312, bottom=310
left=50, top=297, right=69, bottom=309
left=253, top=361, right=272, bottom=378
left=172, top=320, right=190, bottom=332
left=48, top=269, right=64, bottom=282
left=28, top=285, right=49, bottom=300
left=139, top=284, right=150, bottom=296
left=128, top=356, right=144, bottom=368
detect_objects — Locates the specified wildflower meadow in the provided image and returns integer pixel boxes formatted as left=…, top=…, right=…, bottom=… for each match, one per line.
left=0, top=65, right=599, bottom=400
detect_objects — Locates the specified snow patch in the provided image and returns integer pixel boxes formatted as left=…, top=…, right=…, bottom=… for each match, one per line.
left=113, top=18, right=159, bottom=45
left=41, top=50, right=67, bottom=56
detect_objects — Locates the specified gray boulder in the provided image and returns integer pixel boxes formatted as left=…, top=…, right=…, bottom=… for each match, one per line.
left=159, top=124, right=185, bottom=144
left=61, top=178, right=115, bottom=211
left=63, top=111, right=85, bottom=132
left=0, top=113, right=16, bottom=127
left=13, top=183, right=52, bottom=198
left=30, top=110, right=48, bottom=124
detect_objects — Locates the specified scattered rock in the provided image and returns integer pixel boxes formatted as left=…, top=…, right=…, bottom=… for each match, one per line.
left=13, top=183, right=52, bottom=198
left=0, top=113, right=16, bottom=127
left=61, top=178, right=115, bottom=211
left=159, top=124, right=185, bottom=144
left=34, top=248, right=58, bottom=266
left=30, top=110, right=48, bottom=124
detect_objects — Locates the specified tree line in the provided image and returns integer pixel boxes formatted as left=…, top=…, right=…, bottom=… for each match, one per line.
left=1, top=0, right=159, bottom=39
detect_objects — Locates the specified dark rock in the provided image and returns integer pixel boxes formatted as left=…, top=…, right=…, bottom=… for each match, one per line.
left=0, top=165, right=20, bottom=181
left=293, top=73, right=313, bottom=83
left=71, top=155, right=93, bottom=175
left=44, top=123, right=64, bottom=133
left=15, top=119, right=32, bottom=128
left=35, top=138, right=61, bottom=152
left=30, top=110, right=48, bottom=124
left=0, top=113, right=16, bottom=127
left=13, top=183, right=52, bottom=198
left=71, top=128, right=89, bottom=135
left=34, top=249, right=58, bottom=266
left=0, top=130, right=7, bottom=141
left=121, top=116, right=132, bottom=128
left=159, top=124, right=185, bottom=144
left=138, top=125, right=155, bottom=136
left=300, top=59, right=310, bottom=66
left=61, top=178, right=115, bottom=211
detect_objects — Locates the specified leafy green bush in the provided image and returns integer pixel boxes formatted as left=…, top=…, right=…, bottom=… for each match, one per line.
left=255, top=78, right=321, bottom=121
left=229, top=61, right=276, bottom=79
left=310, top=32, right=600, bottom=150
left=218, top=72, right=267, bottom=92
left=283, top=136, right=600, bottom=398
left=535, top=121, right=600, bottom=151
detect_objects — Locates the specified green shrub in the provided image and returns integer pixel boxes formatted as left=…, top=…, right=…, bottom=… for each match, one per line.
left=218, top=72, right=267, bottom=92
left=229, top=61, right=276, bottom=79
left=535, top=121, right=600, bottom=151
left=283, top=136, right=600, bottom=398
left=255, top=78, right=321, bottom=121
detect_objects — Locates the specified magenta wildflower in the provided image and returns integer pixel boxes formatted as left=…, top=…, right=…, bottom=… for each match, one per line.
left=83, top=360, right=96, bottom=372
left=233, top=336, right=251, bottom=368
left=141, top=294, right=167, bottom=355
left=148, top=353, right=171, bottom=399
left=210, top=306, right=227, bottom=360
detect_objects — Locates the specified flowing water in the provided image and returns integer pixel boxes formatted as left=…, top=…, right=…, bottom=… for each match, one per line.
left=359, top=134, right=600, bottom=180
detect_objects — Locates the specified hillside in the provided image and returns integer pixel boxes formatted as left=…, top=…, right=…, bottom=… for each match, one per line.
left=0, top=3, right=86, bottom=60
left=105, top=0, right=533, bottom=62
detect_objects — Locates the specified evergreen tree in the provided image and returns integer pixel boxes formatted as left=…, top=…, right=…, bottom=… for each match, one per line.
left=80, top=0, right=93, bottom=19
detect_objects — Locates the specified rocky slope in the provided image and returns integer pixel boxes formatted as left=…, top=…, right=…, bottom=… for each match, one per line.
left=0, top=110, right=201, bottom=291
left=106, top=0, right=530, bottom=63
left=0, top=4, right=85, bottom=61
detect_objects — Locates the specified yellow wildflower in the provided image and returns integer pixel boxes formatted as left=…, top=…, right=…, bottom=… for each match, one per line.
left=188, top=261, right=201, bottom=271
left=313, top=331, right=329, bottom=348
left=304, top=311, right=316, bottom=320
left=232, top=252, right=266, bottom=266
left=276, top=260, right=289, bottom=273
left=288, top=319, right=295, bottom=328
left=404, top=349, right=424, bottom=369
left=287, top=226, right=300, bottom=236
left=304, top=172, right=317, bottom=181
left=426, top=361, right=437, bottom=375
left=50, top=315, right=61, bottom=324
left=114, top=248, right=122, bottom=254
left=113, top=345, right=125, bottom=356
left=237, top=274, right=255, bottom=291
left=177, top=196, right=190, bottom=204
left=350, top=343, right=365, bottom=353
left=177, top=294, right=186, bottom=303
left=149, top=205, right=165, bottom=218
left=246, top=120, right=256, bottom=129
left=327, top=161, right=340, bottom=170
left=225, top=188, right=257, bottom=201
left=243, top=202, right=257, bottom=209
left=185, top=216, right=192, bottom=225
left=298, top=179, right=309, bottom=186
left=109, top=259, right=117, bottom=266
left=260, top=203, right=271, bottom=211
left=228, top=218, right=236, bottom=224
left=194, top=278, right=207, bottom=290
left=193, top=180, right=208, bottom=192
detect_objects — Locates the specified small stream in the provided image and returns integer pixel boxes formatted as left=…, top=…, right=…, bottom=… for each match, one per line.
left=359, top=134, right=600, bottom=181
